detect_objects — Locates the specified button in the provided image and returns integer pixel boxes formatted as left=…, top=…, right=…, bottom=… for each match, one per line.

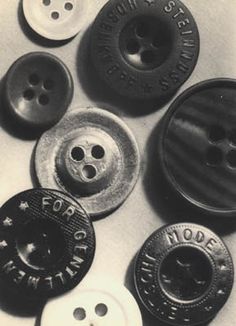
left=34, top=108, right=140, bottom=218
left=23, top=0, right=90, bottom=41
left=90, top=0, right=199, bottom=101
left=159, top=78, right=236, bottom=217
left=4, top=52, right=73, bottom=133
left=135, top=223, right=234, bottom=326
left=0, top=189, right=95, bottom=298
left=41, top=277, right=143, bottom=326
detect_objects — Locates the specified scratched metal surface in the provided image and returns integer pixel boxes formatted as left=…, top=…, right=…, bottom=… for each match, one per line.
left=0, top=1, right=236, bottom=325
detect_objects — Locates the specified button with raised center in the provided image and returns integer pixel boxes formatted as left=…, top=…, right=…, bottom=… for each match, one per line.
left=4, top=52, right=73, bottom=133
left=23, top=0, right=90, bottom=41
left=41, top=277, right=143, bottom=326
left=34, top=108, right=140, bottom=218
left=0, top=189, right=95, bottom=298
left=135, top=223, right=234, bottom=325
left=90, top=0, right=199, bottom=101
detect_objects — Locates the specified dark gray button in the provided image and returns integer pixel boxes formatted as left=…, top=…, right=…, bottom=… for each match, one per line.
left=4, top=52, right=73, bottom=133
left=0, top=189, right=95, bottom=299
left=160, top=78, right=236, bottom=217
left=135, top=223, right=234, bottom=325
left=90, top=0, right=199, bottom=101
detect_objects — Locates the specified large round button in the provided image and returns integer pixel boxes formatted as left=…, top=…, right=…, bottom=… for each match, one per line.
left=41, top=277, right=143, bottom=326
left=23, top=0, right=90, bottom=41
left=4, top=52, right=73, bottom=132
left=0, top=189, right=95, bottom=298
left=90, top=0, right=199, bottom=101
left=34, top=108, right=140, bottom=218
left=135, top=223, right=234, bottom=326
left=160, top=78, right=236, bottom=217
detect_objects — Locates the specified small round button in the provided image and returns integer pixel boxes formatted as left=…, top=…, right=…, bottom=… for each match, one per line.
left=135, top=223, right=234, bottom=326
left=90, top=0, right=199, bottom=101
left=34, top=108, right=140, bottom=218
left=41, top=277, right=143, bottom=326
left=4, top=52, right=73, bottom=132
left=0, top=189, right=95, bottom=298
left=23, top=0, right=90, bottom=41
left=159, top=78, right=236, bottom=216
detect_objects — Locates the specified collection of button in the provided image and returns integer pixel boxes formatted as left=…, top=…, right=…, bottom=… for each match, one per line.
left=0, top=1, right=235, bottom=326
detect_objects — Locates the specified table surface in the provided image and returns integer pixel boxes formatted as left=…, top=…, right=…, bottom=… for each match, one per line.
left=0, top=1, right=236, bottom=325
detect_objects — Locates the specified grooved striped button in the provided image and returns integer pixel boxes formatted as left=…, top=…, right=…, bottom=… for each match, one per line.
left=160, top=79, right=236, bottom=216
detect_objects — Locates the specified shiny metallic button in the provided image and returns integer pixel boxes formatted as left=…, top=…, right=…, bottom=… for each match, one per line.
left=160, top=79, right=236, bottom=217
left=0, top=189, right=95, bottom=298
left=90, top=0, right=199, bottom=101
left=135, top=223, right=234, bottom=326
left=35, top=108, right=140, bottom=218
left=4, top=52, right=73, bottom=133
left=23, top=0, right=90, bottom=41
left=41, top=277, right=143, bottom=326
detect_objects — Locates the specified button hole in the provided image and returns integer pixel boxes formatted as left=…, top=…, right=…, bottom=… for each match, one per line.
left=73, top=307, right=86, bottom=320
left=71, top=147, right=85, bottom=162
left=42, top=0, right=51, bottom=5
left=29, top=74, right=40, bottom=86
left=23, top=89, right=35, bottom=101
left=64, top=2, right=73, bottom=11
left=43, top=79, right=54, bottom=91
left=38, top=94, right=50, bottom=106
left=51, top=11, right=60, bottom=20
left=82, top=165, right=97, bottom=180
left=91, top=145, right=105, bottom=159
left=95, top=303, right=108, bottom=317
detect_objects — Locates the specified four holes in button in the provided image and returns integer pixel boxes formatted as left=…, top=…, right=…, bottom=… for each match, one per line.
left=73, top=304, right=108, bottom=321
left=24, top=74, right=54, bottom=105
left=207, top=125, right=236, bottom=168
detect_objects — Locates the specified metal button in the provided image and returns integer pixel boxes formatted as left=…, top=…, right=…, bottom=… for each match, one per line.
left=41, top=277, right=143, bottom=326
left=134, top=223, right=234, bottom=326
left=4, top=52, right=73, bottom=133
left=34, top=108, right=140, bottom=218
left=160, top=78, right=236, bottom=217
left=23, top=0, right=90, bottom=41
left=90, top=0, right=199, bottom=101
left=0, top=189, right=95, bottom=298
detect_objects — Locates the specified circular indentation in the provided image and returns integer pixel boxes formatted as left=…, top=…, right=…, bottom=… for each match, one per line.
left=71, top=147, right=85, bottom=162
left=141, top=50, right=156, bottom=64
left=226, top=150, right=236, bottom=168
left=206, top=147, right=223, bottom=166
left=29, top=73, right=40, bottom=86
left=228, top=129, right=236, bottom=145
left=65, top=2, right=73, bottom=11
left=43, top=79, right=54, bottom=91
left=95, top=303, right=108, bottom=317
left=208, top=125, right=226, bottom=142
left=73, top=307, right=86, bottom=320
left=82, top=165, right=97, bottom=179
left=160, top=247, right=213, bottom=301
left=92, top=145, right=105, bottom=159
left=39, top=94, right=50, bottom=106
left=136, top=22, right=149, bottom=38
left=23, top=89, right=35, bottom=101
left=126, top=39, right=140, bottom=54
left=16, top=220, right=66, bottom=271
left=43, top=0, right=50, bottom=5
left=51, top=11, right=60, bottom=20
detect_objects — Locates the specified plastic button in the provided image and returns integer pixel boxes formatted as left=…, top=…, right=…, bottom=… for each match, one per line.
left=4, top=52, right=73, bottom=133
left=160, top=78, right=236, bottom=217
left=90, top=0, right=199, bottom=101
left=34, top=108, right=140, bottom=218
left=135, top=223, right=234, bottom=326
left=0, top=189, right=95, bottom=298
left=41, top=277, right=143, bottom=326
left=23, top=0, right=90, bottom=41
